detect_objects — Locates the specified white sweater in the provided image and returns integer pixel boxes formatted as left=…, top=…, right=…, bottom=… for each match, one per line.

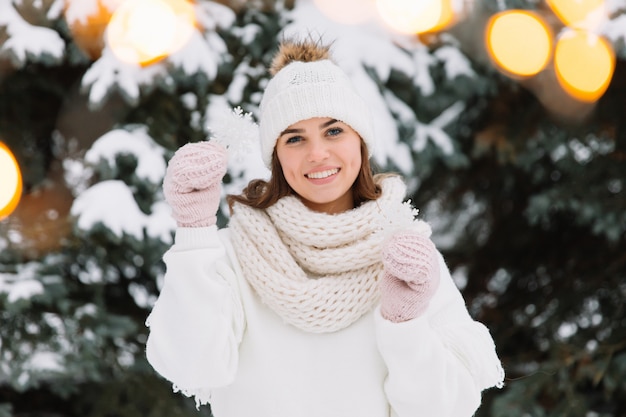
left=146, top=226, right=503, bottom=417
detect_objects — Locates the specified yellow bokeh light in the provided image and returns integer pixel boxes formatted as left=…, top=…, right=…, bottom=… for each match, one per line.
left=313, top=0, right=377, bottom=25
left=64, top=0, right=119, bottom=60
left=554, top=29, right=615, bottom=102
left=0, top=142, right=23, bottom=220
left=376, top=0, right=444, bottom=34
left=546, top=0, right=606, bottom=30
left=106, top=0, right=196, bottom=66
left=428, top=0, right=455, bottom=32
left=486, top=10, right=553, bottom=77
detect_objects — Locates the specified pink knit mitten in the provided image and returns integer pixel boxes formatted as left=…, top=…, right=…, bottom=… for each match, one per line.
left=163, top=142, right=227, bottom=227
left=380, top=230, right=441, bottom=322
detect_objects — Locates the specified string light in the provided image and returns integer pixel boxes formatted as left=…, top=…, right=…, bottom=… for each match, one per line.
left=74, top=0, right=621, bottom=108
left=546, top=0, right=606, bottom=30
left=106, top=0, right=196, bottom=66
left=375, top=0, right=444, bottom=34
left=0, top=142, right=22, bottom=220
left=486, top=10, right=553, bottom=77
left=554, top=29, right=615, bottom=102
left=428, top=0, right=455, bottom=32
left=313, top=0, right=377, bottom=25
left=64, top=0, right=121, bottom=60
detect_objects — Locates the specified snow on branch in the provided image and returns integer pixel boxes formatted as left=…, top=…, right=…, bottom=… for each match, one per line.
left=167, top=30, right=224, bottom=80
left=195, top=0, right=236, bottom=32
left=86, top=126, right=167, bottom=184
left=0, top=1, right=65, bottom=67
left=80, top=12, right=230, bottom=109
left=414, top=101, right=465, bottom=155
left=411, top=44, right=437, bottom=96
left=81, top=47, right=164, bottom=108
left=70, top=180, right=175, bottom=243
left=434, top=44, right=476, bottom=80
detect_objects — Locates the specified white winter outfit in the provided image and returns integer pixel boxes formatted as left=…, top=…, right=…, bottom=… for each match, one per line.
left=146, top=177, right=504, bottom=417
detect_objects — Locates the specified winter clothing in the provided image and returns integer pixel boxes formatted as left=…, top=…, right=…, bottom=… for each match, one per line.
left=146, top=176, right=504, bottom=416
left=259, top=58, right=375, bottom=168
left=228, top=177, right=416, bottom=333
left=147, top=38, right=504, bottom=417
left=380, top=230, right=441, bottom=322
left=162, top=141, right=227, bottom=227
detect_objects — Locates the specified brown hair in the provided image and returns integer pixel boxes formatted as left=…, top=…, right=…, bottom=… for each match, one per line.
left=227, top=140, right=389, bottom=212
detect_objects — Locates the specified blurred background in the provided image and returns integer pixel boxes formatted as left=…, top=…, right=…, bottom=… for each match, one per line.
left=0, top=0, right=625, bottom=416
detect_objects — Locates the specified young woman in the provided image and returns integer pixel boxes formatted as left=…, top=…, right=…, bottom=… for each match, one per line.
left=146, top=38, right=504, bottom=417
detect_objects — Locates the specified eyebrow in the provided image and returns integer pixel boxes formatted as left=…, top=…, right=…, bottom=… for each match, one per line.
left=279, top=119, right=339, bottom=137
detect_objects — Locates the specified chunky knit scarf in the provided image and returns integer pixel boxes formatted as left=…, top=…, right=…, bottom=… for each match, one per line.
left=229, top=176, right=428, bottom=333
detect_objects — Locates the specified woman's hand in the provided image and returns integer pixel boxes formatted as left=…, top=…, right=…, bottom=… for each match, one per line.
left=163, top=141, right=228, bottom=227
left=379, top=230, right=440, bottom=322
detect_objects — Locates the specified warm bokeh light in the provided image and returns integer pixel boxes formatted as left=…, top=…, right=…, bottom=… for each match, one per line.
left=428, top=0, right=455, bottom=32
left=106, top=0, right=196, bottom=66
left=486, top=10, right=553, bottom=77
left=554, top=29, right=615, bottom=102
left=546, top=0, right=606, bottom=30
left=375, top=0, right=445, bottom=34
left=313, top=0, right=377, bottom=25
left=64, top=0, right=119, bottom=60
left=0, top=142, right=23, bottom=220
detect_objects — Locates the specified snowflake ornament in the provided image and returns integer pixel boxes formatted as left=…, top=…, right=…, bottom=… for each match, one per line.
left=376, top=199, right=432, bottom=241
left=208, top=106, right=259, bottom=161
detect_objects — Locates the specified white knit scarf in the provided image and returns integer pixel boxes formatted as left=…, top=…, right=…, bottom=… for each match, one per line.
left=229, top=176, right=428, bottom=333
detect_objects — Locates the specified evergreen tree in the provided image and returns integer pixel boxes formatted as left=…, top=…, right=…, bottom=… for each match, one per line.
left=0, top=0, right=624, bottom=416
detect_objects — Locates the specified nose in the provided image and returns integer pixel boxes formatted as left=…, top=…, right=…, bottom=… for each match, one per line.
left=307, top=138, right=329, bottom=162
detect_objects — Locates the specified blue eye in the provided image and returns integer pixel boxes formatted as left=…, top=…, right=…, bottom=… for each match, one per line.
left=285, top=136, right=302, bottom=144
left=327, top=127, right=343, bottom=136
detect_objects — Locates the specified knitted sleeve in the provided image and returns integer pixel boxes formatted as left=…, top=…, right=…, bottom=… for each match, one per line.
left=375, top=252, right=504, bottom=417
left=145, top=226, right=245, bottom=407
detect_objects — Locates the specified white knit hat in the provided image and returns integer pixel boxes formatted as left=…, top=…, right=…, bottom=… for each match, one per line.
left=258, top=59, right=375, bottom=168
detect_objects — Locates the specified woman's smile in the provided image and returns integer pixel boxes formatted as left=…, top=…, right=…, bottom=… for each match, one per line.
left=305, top=167, right=340, bottom=180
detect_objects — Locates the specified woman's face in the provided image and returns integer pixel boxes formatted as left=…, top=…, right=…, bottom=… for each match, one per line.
left=275, top=117, right=362, bottom=214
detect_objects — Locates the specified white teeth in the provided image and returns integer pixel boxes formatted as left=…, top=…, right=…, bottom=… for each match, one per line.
left=306, top=169, right=339, bottom=179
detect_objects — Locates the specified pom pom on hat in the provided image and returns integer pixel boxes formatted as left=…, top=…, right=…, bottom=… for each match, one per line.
left=269, top=39, right=332, bottom=75
left=258, top=38, right=376, bottom=168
